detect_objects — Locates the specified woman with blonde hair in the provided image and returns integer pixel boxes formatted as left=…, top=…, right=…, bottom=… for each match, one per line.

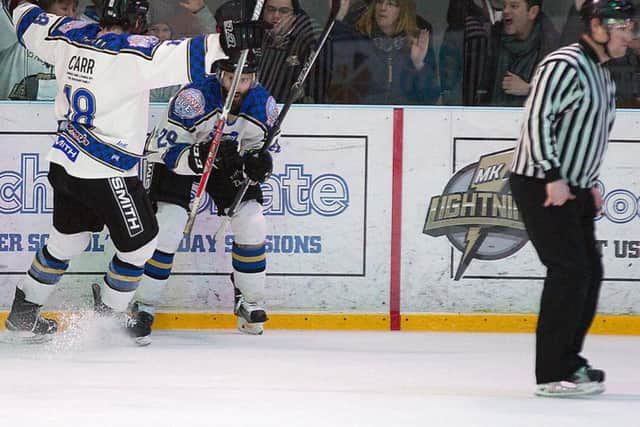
left=329, top=0, right=438, bottom=105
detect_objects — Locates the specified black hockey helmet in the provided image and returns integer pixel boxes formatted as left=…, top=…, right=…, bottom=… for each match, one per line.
left=214, top=51, right=259, bottom=74
left=101, top=0, right=150, bottom=33
left=581, top=0, right=636, bottom=28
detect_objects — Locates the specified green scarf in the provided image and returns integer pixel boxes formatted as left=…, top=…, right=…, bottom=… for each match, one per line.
left=492, top=20, right=542, bottom=106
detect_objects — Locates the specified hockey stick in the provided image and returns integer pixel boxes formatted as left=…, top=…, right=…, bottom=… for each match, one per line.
left=184, top=0, right=266, bottom=236
left=213, top=0, right=341, bottom=242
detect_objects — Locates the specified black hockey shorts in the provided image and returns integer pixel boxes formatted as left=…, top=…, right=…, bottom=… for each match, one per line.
left=48, top=163, right=159, bottom=253
left=147, top=163, right=195, bottom=212
left=147, top=163, right=263, bottom=215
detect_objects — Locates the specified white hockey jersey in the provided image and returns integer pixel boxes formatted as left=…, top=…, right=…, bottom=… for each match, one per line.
left=145, top=75, right=279, bottom=176
left=10, top=2, right=228, bottom=178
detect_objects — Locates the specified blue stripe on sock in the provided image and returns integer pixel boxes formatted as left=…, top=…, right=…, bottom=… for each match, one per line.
left=110, top=260, right=144, bottom=278
left=232, top=244, right=266, bottom=258
left=152, top=250, right=175, bottom=264
left=144, top=263, right=172, bottom=280
left=40, top=247, right=69, bottom=270
left=29, top=247, right=69, bottom=284
left=232, top=258, right=266, bottom=273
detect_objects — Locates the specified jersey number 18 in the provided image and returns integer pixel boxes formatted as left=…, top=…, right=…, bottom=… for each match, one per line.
left=63, top=85, right=96, bottom=127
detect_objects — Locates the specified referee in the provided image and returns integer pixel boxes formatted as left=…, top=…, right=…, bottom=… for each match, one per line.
left=509, top=0, right=635, bottom=397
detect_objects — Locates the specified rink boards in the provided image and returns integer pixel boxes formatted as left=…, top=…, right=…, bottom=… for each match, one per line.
left=1, top=103, right=640, bottom=333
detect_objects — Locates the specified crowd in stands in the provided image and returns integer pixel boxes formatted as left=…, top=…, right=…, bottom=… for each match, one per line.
left=1, top=0, right=640, bottom=107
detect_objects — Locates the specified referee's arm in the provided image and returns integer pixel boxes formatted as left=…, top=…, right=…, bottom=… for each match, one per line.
left=526, top=60, right=582, bottom=181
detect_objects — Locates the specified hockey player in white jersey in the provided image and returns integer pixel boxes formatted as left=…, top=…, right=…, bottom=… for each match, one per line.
left=131, top=52, right=277, bottom=344
left=1, top=0, right=267, bottom=341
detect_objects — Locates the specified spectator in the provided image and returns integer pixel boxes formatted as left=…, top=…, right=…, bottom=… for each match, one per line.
left=560, top=0, right=640, bottom=107
left=146, top=21, right=173, bottom=41
left=480, top=0, right=559, bottom=106
left=208, top=0, right=330, bottom=104
left=607, top=36, right=640, bottom=108
left=79, top=0, right=102, bottom=22
left=340, top=0, right=370, bottom=25
left=260, top=0, right=330, bottom=103
left=146, top=21, right=180, bottom=102
left=0, top=0, right=78, bottom=100
left=178, top=0, right=216, bottom=33
left=439, top=0, right=492, bottom=105
left=329, top=0, right=438, bottom=105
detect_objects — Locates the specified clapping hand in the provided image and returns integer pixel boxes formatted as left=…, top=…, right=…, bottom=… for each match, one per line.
left=411, top=29, right=429, bottom=71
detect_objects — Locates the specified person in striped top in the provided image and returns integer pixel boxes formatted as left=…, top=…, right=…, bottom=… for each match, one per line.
left=509, top=0, right=636, bottom=398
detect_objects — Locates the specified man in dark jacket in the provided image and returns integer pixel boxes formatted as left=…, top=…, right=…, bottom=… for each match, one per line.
left=480, top=0, right=559, bottom=106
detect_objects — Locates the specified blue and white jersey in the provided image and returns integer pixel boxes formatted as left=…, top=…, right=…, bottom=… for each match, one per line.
left=146, top=75, right=279, bottom=175
left=9, top=2, right=227, bottom=178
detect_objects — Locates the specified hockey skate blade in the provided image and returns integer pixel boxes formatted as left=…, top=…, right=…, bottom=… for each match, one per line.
left=0, top=330, right=54, bottom=344
left=535, top=381, right=605, bottom=398
left=237, top=318, right=264, bottom=335
left=134, top=335, right=152, bottom=347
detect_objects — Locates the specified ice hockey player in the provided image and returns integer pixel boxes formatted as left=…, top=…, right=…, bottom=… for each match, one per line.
left=1, top=0, right=267, bottom=342
left=130, top=51, right=276, bottom=345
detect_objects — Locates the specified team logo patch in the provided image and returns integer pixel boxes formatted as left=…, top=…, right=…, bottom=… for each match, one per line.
left=127, top=35, right=158, bottom=48
left=58, top=19, right=90, bottom=33
left=174, top=88, right=206, bottom=119
left=266, top=96, right=278, bottom=127
left=34, top=13, right=50, bottom=26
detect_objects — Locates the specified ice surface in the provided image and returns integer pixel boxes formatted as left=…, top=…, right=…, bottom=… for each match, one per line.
left=0, top=320, right=638, bottom=427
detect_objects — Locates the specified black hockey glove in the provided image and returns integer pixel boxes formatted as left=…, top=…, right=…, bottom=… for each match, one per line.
left=218, top=20, right=270, bottom=56
left=213, top=137, right=243, bottom=173
left=243, top=150, right=272, bottom=183
left=187, top=141, right=211, bottom=174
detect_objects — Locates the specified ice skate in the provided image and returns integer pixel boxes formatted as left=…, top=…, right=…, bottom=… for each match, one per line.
left=234, top=286, right=267, bottom=335
left=127, top=302, right=155, bottom=346
left=93, top=283, right=151, bottom=345
left=535, top=366, right=606, bottom=398
left=2, top=288, right=57, bottom=344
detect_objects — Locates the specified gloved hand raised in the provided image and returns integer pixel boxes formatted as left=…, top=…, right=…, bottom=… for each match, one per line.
left=218, top=20, right=271, bottom=56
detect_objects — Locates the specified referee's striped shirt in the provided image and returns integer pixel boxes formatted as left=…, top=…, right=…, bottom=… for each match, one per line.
left=257, top=11, right=330, bottom=103
left=511, top=39, right=616, bottom=189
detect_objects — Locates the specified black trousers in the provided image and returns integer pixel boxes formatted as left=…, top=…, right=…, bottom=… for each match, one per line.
left=509, top=174, right=603, bottom=384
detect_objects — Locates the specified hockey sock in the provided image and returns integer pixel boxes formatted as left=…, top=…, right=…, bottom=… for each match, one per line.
left=135, top=250, right=175, bottom=307
left=231, top=243, right=266, bottom=275
left=101, top=255, right=144, bottom=312
left=21, top=245, right=70, bottom=305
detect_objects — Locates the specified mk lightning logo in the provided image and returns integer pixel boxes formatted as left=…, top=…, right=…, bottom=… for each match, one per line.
left=423, top=149, right=528, bottom=280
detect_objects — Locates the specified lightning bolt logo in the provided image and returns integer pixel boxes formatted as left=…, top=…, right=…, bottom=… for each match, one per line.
left=454, top=151, right=514, bottom=280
